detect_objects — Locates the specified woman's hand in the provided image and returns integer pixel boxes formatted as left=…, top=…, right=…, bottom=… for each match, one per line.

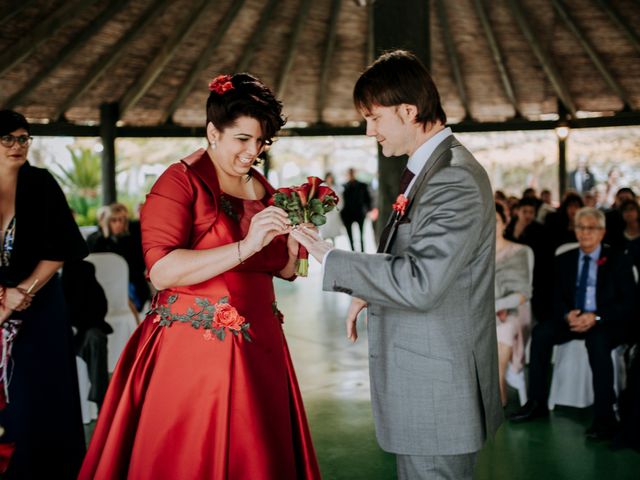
left=2, top=287, right=33, bottom=312
left=242, top=206, right=291, bottom=255
left=286, top=223, right=317, bottom=258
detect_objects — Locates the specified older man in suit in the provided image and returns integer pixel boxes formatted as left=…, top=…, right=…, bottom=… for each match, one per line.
left=510, top=207, right=636, bottom=440
left=291, top=50, right=502, bottom=480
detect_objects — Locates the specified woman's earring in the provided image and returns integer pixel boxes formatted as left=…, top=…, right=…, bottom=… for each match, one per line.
left=211, top=140, right=217, bottom=149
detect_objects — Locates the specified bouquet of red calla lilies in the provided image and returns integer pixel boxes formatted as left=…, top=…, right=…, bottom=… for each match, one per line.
left=269, top=176, right=339, bottom=276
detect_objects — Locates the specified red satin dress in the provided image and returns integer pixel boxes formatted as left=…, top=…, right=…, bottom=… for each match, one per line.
left=79, top=150, right=321, bottom=480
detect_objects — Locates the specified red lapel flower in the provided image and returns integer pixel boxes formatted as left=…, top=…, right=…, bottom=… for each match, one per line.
left=597, top=256, right=607, bottom=267
left=392, top=194, right=409, bottom=216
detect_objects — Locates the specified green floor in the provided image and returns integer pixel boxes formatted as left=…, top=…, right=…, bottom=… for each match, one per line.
left=84, top=257, right=640, bottom=479
left=277, top=265, right=640, bottom=480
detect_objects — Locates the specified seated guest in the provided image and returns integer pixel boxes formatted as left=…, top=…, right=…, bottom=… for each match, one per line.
left=510, top=207, right=636, bottom=440
left=504, top=197, right=544, bottom=246
left=87, top=203, right=150, bottom=312
left=604, top=187, right=636, bottom=251
left=536, top=188, right=556, bottom=223
left=504, top=197, right=551, bottom=323
left=61, top=260, right=112, bottom=407
left=495, top=203, right=533, bottom=406
left=612, top=239, right=640, bottom=451
left=543, top=191, right=583, bottom=249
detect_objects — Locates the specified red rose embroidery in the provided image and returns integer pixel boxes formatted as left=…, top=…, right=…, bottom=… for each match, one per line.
left=213, top=302, right=246, bottom=331
left=208, top=75, right=234, bottom=94
left=392, top=194, right=409, bottom=216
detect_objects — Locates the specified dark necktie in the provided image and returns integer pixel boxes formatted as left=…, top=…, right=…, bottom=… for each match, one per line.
left=575, top=255, right=591, bottom=311
left=377, top=168, right=416, bottom=252
left=398, top=168, right=415, bottom=194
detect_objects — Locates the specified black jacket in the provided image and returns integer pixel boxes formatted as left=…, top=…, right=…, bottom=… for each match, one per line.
left=553, top=245, right=636, bottom=337
left=0, top=162, right=88, bottom=287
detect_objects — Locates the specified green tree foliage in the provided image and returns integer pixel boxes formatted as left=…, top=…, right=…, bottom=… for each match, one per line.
left=52, top=146, right=101, bottom=226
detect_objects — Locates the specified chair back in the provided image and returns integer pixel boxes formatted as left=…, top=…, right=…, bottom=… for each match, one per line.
left=86, top=252, right=130, bottom=315
left=555, top=242, right=580, bottom=257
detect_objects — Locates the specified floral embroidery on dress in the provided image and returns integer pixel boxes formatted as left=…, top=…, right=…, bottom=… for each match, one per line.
left=150, top=294, right=251, bottom=342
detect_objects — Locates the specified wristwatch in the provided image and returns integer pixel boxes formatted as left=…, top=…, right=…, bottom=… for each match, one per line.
left=595, top=315, right=602, bottom=323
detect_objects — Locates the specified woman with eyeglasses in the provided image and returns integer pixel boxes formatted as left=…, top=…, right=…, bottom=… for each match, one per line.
left=0, top=110, right=88, bottom=479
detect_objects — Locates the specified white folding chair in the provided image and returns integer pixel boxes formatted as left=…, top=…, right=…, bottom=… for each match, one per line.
left=86, top=252, right=138, bottom=372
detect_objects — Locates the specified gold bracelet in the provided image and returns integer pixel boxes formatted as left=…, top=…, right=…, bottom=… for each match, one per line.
left=237, top=241, right=245, bottom=264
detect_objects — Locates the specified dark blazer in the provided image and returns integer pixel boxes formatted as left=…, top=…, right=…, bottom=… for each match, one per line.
left=569, top=169, right=596, bottom=193
left=61, top=260, right=111, bottom=338
left=0, top=162, right=88, bottom=287
left=553, top=245, right=636, bottom=337
left=340, top=179, right=371, bottom=220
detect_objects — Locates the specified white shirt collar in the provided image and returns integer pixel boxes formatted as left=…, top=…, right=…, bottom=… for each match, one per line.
left=404, top=127, right=453, bottom=194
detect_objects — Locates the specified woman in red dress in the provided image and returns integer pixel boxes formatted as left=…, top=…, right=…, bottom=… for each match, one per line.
left=79, top=74, right=321, bottom=479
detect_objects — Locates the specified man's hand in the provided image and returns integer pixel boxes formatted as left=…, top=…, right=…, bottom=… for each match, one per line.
left=565, top=309, right=581, bottom=328
left=289, top=226, right=333, bottom=262
left=346, top=297, right=368, bottom=342
left=570, top=312, right=597, bottom=333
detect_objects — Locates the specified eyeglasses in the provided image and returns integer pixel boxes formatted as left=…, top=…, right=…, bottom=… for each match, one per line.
left=1, top=134, right=32, bottom=148
left=575, top=225, right=604, bottom=232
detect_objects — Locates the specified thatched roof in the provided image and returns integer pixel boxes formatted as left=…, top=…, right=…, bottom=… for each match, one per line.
left=1, top=0, right=639, bottom=130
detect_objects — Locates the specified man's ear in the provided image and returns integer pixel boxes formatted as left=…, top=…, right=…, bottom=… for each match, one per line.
left=399, top=104, right=419, bottom=123
left=206, top=122, right=220, bottom=144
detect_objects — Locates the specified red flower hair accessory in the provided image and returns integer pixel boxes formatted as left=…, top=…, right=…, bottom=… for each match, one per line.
left=392, top=194, right=409, bottom=216
left=209, top=75, right=234, bottom=94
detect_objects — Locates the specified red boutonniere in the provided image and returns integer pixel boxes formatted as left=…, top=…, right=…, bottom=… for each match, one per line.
left=597, top=257, right=607, bottom=267
left=392, top=194, right=409, bottom=217
left=209, top=74, right=234, bottom=94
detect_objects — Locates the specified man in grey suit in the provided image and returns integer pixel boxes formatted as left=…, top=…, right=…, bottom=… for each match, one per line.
left=291, top=50, right=503, bottom=479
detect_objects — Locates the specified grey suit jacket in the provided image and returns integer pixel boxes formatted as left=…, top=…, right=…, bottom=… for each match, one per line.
left=324, top=135, right=503, bottom=456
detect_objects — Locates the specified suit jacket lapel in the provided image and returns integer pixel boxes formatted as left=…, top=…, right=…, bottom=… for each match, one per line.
left=380, top=135, right=458, bottom=253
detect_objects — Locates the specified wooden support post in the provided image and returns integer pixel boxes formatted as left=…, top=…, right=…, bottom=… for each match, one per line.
left=371, top=0, right=430, bottom=238
left=100, top=103, right=119, bottom=205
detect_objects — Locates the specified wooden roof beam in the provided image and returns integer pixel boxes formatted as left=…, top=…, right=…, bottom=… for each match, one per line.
left=275, top=0, right=312, bottom=99
left=506, top=0, right=577, bottom=116
left=553, top=0, right=634, bottom=110
left=4, top=0, right=129, bottom=110
left=53, top=0, right=171, bottom=121
left=316, top=0, right=342, bottom=124
left=164, top=0, right=246, bottom=123
left=0, top=0, right=99, bottom=78
left=435, top=0, right=472, bottom=121
left=0, top=0, right=38, bottom=30
left=594, top=0, right=640, bottom=58
left=473, top=0, right=521, bottom=118
left=119, top=0, right=211, bottom=116
left=235, top=0, right=280, bottom=72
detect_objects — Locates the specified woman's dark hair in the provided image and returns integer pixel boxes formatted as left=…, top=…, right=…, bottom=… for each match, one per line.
left=620, top=199, right=640, bottom=215
left=495, top=202, right=507, bottom=224
left=559, top=192, right=584, bottom=213
left=353, top=50, right=446, bottom=128
left=206, top=73, right=285, bottom=143
left=0, top=109, right=30, bottom=136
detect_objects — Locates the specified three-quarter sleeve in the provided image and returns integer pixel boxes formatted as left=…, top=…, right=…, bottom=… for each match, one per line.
left=140, top=163, right=196, bottom=272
